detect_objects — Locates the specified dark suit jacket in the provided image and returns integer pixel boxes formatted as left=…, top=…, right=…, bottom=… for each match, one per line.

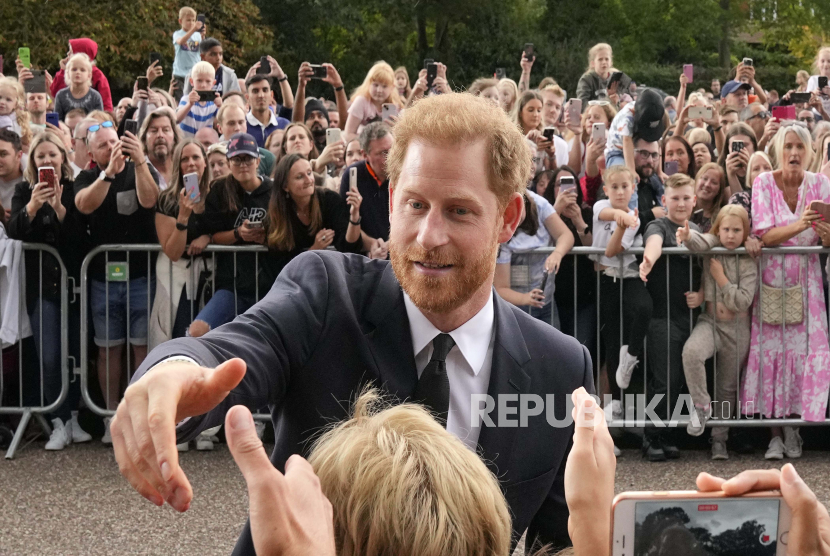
left=133, top=250, right=595, bottom=554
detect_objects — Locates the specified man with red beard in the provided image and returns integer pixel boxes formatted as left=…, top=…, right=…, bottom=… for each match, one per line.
left=111, top=93, right=593, bottom=555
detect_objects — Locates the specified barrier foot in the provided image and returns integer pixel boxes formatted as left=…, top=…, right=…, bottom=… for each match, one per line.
left=5, top=410, right=32, bottom=460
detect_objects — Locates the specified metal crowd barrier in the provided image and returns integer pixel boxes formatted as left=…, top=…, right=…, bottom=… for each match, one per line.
left=512, top=245, right=830, bottom=430
left=1, top=244, right=68, bottom=459
left=79, top=244, right=271, bottom=420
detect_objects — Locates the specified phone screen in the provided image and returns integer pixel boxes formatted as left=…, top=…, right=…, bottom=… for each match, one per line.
left=137, top=77, right=148, bottom=91
left=633, top=499, right=780, bottom=555
left=683, top=64, right=693, bottom=83
left=559, top=177, right=576, bottom=192
left=523, top=43, right=534, bottom=60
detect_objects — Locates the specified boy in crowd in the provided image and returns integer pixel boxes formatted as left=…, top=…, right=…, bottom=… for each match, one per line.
left=591, top=165, right=653, bottom=455
left=639, top=173, right=702, bottom=462
left=172, top=6, right=203, bottom=102
left=177, top=61, right=222, bottom=137
left=54, top=54, right=103, bottom=121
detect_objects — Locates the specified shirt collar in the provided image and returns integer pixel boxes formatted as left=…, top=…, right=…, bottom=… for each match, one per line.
left=246, top=109, right=278, bottom=128
left=403, top=291, right=495, bottom=376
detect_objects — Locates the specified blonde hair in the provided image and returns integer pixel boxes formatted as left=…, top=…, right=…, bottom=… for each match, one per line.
left=813, top=46, right=830, bottom=74
left=603, top=164, right=635, bottom=185
left=178, top=6, right=196, bottom=19
left=25, top=131, right=72, bottom=185
left=0, top=78, right=31, bottom=146
left=158, top=139, right=212, bottom=215
left=687, top=91, right=709, bottom=107
left=772, top=123, right=814, bottom=171
left=747, top=151, right=773, bottom=187
left=307, top=389, right=512, bottom=556
left=665, top=172, right=696, bottom=190
left=587, top=43, right=613, bottom=71
left=468, top=78, right=500, bottom=97
left=191, top=61, right=215, bottom=79
left=387, top=93, right=529, bottom=210
left=686, top=127, right=711, bottom=146
left=710, top=204, right=750, bottom=242
left=86, top=109, right=114, bottom=123
left=498, top=78, right=519, bottom=114
left=66, top=53, right=93, bottom=85
left=394, top=66, right=412, bottom=98
left=351, top=61, right=402, bottom=107
left=541, top=84, right=566, bottom=99
left=695, top=162, right=727, bottom=214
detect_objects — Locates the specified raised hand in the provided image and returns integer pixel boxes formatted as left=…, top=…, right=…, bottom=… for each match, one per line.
left=676, top=219, right=691, bottom=245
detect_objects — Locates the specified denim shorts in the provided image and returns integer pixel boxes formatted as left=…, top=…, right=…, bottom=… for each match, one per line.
left=90, top=277, right=154, bottom=347
left=191, top=289, right=256, bottom=332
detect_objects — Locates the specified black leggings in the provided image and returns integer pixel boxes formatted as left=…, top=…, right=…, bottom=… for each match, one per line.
left=599, top=274, right=653, bottom=400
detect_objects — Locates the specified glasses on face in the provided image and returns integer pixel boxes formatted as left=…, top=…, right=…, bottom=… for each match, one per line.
left=635, top=150, right=660, bottom=160
left=747, top=110, right=770, bottom=121
left=229, top=156, right=257, bottom=167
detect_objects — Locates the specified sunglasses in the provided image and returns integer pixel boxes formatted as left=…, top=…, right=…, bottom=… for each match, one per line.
left=589, top=100, right=611, bottom=107
left=87, top=121, right=114, bottom=135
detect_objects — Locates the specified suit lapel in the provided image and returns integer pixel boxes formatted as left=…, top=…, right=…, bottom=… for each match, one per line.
left=363, top=264, right=419, bottom=399
left=477, top=293, right=532, bottom=480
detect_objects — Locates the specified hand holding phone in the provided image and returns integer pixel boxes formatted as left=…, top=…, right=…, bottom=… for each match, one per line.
left=495, top=68, right=506, bottom=80
left=542, top=127, right=556, bottom=142
left=592, top=123, right=606, bottom=143
left=46, top=112, right=60, bottom=128
left=568, top=98, right=582, bottom=122
left=309, top=64, right=328, bottom=79
left=523, top=43, right=535, bottom=62
left=426, top=63, right=438, bottom=91
left=382, top=103, right=399, bottom=121
left=38, top=167, right=56, bottom=190
left=559, top=176, right=576, bottom=193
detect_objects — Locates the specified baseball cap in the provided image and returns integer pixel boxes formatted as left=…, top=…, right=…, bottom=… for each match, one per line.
left=720, top=80, right=751, bottom=99
left=227, top=133, right=260, bottom=158
left=633, top=88, right=666, bottom=143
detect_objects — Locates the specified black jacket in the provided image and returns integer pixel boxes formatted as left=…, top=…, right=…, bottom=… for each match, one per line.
left=133, top=251, right=595, bottom=553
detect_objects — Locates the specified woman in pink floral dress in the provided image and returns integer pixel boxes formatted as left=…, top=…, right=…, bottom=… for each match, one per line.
left=744, top=124, right=830, bottom=460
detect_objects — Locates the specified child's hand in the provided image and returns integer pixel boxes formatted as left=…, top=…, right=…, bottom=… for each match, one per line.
left=709, top=258, right=725, bottom=279
left=685, top=291, right=704, bottom=309
left=676, top=220, right=691, bottom=245
left=188, top=90, right=199, bottom=105
left=613, top=210, right=628, bottom=228
left=622, top=209, right=638, bottom=229
left=214, top=92, right=222, bottom=108
left=639, top=254, right=654, bottom=282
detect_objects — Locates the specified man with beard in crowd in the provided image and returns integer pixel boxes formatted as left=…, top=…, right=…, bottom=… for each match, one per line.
left=304, top=98, right=330, bottom=154
left=633, top=137, right=667, bottom=230
left=139, top=107, right=181, bottom=190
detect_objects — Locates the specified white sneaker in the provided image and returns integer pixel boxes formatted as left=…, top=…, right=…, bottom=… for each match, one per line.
left=177, top=442, right=190, bottom=452
left=615, top=346, right=638, bottom=390
left=68, top=411, right=92, bottom=443
left=687, top=405, right=711, bottom=437
left=45, top=418, right=70, bottom=451
left=195, top=433, right=214, bottom=451
left=255, top=420, right=266, bottom=440
left=101, top=417, right=113, bottom=445
left=765, top=436, right=785, bottom=460
left=783, top=427, right=803, bottom=458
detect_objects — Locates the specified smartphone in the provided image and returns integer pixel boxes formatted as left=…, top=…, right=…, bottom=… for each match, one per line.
left=426, top=63, right=438, bottom=90
left=820, top=76, right=829, bottom=91
left=183, top=172, right=200, bottom=203
left=568, top=98, right=582, bottom=121
left=665, top=160, right=679, bottom=176
left=542, top=127, right=556, bottom=142
left=196, top=13, right=206, bottom=25
left=124, top=119, right=138, bottom=136
left=423, top=58, right=434, bottom=70
left=38, top=167, right=56, bottom=190
left=731, top=140, right=744, bottom=153
left=539, top=270, right=549, bottom=294
left=247, top=220, right=263, bottom=229
left=349, top=167, right=357, bottom=191
left=612, top=491, right=791, bottom=556
left=382, top=103, right=399, bottom=121
left=149, top=52, right=163, bottom=67
left=790, top=92, right=811, bottom=104
left=559, top=176, right=576, bottom=193
left=18, top=47, right=30, bottom=69
left=683, top=64, right=693, bottom=83
left=309, top=64, right=327, bottom=79
left=523, top=43, right=535, bottom=61
left=688, top=106, right=713, bottom=120
left=197, top=90, right=215, bottom=102
left=811, top=201, right=830, bottom=221
left=742, top=57, right=753, bottom=67
left=608, top=71, right=624, bottom=86
left=325, top=127, right=342, bottom=146
left=592, top=122, right=606, bottom=142
left=771, top=105, right=795, bottom=121
left=257, top=56, right=270, bottom=75
left=23, top=70, right=46, bottom=94
left=137, top=76, right=148, bottom=91
left=45, top=112, right=60, bottom=128
left=495, top=67, right=506, bottom=80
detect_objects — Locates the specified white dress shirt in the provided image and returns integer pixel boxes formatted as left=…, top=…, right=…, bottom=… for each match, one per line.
left=403, top=292, right=495, bottom=450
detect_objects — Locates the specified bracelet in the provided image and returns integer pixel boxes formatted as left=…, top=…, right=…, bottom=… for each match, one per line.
left=175, top=221, right=188, bottom=231
left=334, top=85, right=344, bottom=92
left=277, top=76, right=288, bottom=82
left=349, top=217, right=362, bottom=226
left=713, top=125, right=722, bottom=132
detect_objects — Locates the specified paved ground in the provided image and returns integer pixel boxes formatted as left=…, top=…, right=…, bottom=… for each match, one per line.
left=2, top=436, right=830, bottom=555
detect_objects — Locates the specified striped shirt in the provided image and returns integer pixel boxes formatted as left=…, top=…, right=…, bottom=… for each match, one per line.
left=177, top=98, right=218, bottom=137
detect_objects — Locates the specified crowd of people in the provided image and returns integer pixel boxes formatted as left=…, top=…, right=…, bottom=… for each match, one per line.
left=3, top=14, right=830, bottom=553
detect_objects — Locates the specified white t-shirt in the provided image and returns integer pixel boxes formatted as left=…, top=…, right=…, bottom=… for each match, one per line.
left=589, top=199, right=641, bottom=278
left=605, top=102, right=635, bottom=157
left=806, top=75, right=830, bottom=115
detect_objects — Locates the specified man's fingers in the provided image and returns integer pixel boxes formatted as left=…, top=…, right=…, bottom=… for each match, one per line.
left=780, top=464, right=822, bottom=554
left=226, top=405, right=280, bottom=489
left=696, top=471, right=726, bottom=492
left=721, top=468, right=782, bottom=496
left=118, top=401, right=169, bottom=498
left=111, top=417, right=164, bottom=506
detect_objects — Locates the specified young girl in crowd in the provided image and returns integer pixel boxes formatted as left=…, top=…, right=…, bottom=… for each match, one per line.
left=806, top=46, right=830, bottom=115
left=468, top=78, right=501, bottom=105
left=54, top=53, right=104, bottom=121
left=729, top=150, right=772, bottom=226
left=344, top=61, right=402, bottom=141
left=514, top=91, right=557, bottom=175
left=578, top=100, right=617, bottom=204
left=690, top=162, right=726, bottom=233
left=678, top=205, right=757, bottom=461
left=498, top=78, right=519, bottom=115
left=0, top=77, right=32, bottom=146
left=394, top=66, right=411, bottom=100
left=576, top=43, right=614, bottom=105
left=718, top=122, right=757, bottom=195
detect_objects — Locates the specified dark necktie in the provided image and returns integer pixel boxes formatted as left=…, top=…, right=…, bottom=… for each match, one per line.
left=413, top=333, right=456, bottom=424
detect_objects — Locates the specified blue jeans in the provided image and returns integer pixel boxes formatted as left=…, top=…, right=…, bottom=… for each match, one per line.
left=90, top=277, right=154, bottom=347
left=192, top=289, right=256, bottom=332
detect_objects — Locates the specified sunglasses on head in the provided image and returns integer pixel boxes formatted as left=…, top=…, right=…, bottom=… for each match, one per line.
left=589, top=100, right=611, bottom=107
left=86, top=121, right=114, bottom=136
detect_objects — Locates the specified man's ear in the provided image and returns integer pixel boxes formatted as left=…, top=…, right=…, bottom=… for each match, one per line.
left=498, top=193, right=524, bottom=244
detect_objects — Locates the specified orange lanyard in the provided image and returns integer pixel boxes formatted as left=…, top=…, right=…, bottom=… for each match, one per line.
left=366, top=162, right=383, bottom=187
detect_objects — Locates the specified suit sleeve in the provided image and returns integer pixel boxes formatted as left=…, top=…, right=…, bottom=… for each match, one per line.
left=525, top=344, right=595, bottom=552
left=130, top=250, right=331, bottom=441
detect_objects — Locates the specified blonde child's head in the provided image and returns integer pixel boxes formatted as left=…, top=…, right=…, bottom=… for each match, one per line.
left=602, top=165, right=635, bottom=209
left=352, top=61, right=402, bottom=108
left=710, top=204, right=749, bottom=249
left=0, top=77, right=31, bottom=145
left=66, top=53, right=93, bottom=87
left=662, top=173, right=696, bottom=224
left=178, top=6, right=197, bottom=30
left=588, top=43, right=613, bottom=75
left=190, top=61, right=216, bottom=92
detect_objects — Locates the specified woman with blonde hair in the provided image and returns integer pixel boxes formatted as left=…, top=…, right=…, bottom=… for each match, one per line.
left=796, top=69, right=810, bottom=92
left=514, top=90, right=557, bottom=175
left=498, top=77, right=520, bottom=115
left=468, top=77, right=501, bottom=105
left=343, top=61, right=402, bottom=141
left=576, top=43, right=614, bottom=105
left=690, top=162, right=727, bottom=233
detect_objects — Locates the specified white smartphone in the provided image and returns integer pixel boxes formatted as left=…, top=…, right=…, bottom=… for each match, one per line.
left=183, top=172, right=200, bottom=203
left=592, top=122, right=606, bottom=143
left=349, top=167, right=357, bottom=191
left=568, top=98, right=582, bottom=122
left=612, top=491, right=791, bottom=556
left=559, top=176, right=576, bottom=193
left=326, top=127, right=342, bottom=146
left=688, top=106, right=713, bottom=120
left=382, top=103, right=399, bottom=121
